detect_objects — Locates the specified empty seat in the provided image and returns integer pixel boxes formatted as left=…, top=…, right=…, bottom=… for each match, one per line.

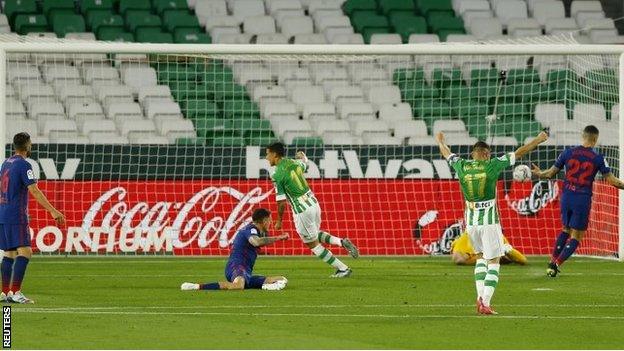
left=573, top=103, right=606, bottom=123
left=337, top=102, right=375, bottom=121
left=255, top=33, right=288, bottom=44
left=146, top=101, right=183, bottom=119
left=58, top=85, right=95, bottom=106
left=407, top=136, right=437, bottom=145
left=205, top=15, right=240, bottom=31
left=324, top=27, right=355, bottom=42
left=120, top=119, right=157, bottom=136
left=68, top=102, right=105, bottom=125
left=8, top=65, right=41, bottom=84
left=263, top=102, right=299, bottom=120
left=290, top=86, right=325, bottom=109
left=350, top=68, right=389, bottom=87
left=6, top=99, right=27, bottom=118
left=44, top=120, right=78, bottom=139
left=329, top=86, right=365, bottom=104
left=352, top=120, right=390, bottom=137
left=571, top=1, right=603, bottom=17
left=307, top=0, right=342, bottom=14
left=432, top=120, right=468, bottom=136
left=533, top=1, right=564, bottom=26
left=195, top=0, right=228, bottom=26
left=107, top=102, right=144, bottom=121
left=97, top=85, right=133, bottom=106
left=462, top=10, right=493, bottom=27
left=6, top=119, right=38, bottom=140
left=129, top=134, right=171, bottom=144
left=232, top=0, right=265, bottom=23
left=545, top=18, right=578, bottom=34
left=243, top=16, right=276, bottom=35
left=275, top=120, right=314, bottom=143
left=494, top=0, right=527, bottom=26
left=370, top=33, right=402, bottom=44
left=278, top=68, right=312, bottom=88
left=550, top=121, right=583, bottom=137
left=508, top=18, right=541, bottom=37
left=252, top=85, right=288, bottom=103
left=329, top=33, right=364, bottom=44
left=457, top=0, right=490, bottom=14
left=138, top=85, right=173, bottom=105
left=535, top=103, right=567, bottom=127
left=315, top=15, right=351, bottom=32
left=89, top=134, right=130, bottom=144
left=367, top=86, right=401, bottom=109
left=281, top=16, right=313, bottom=39
left=30, top=101, right=65, bottom=120
left=18, top=83, right=56, bottom=104
left=84, top=66, right=120, bottom=85
left=42, top=65, right=81, bottom=86
left=311, top=66, right=349, bottom=86
left=489, top=136, right=519, bottom=146
left=324, top=135, right=363, bottom=145
left=122, top=67, right=158, bottom=95
left=391, top=120, right=428, bottom=139
left=293, top=33, right=327, bottom=44
left=408, top=33, right=440, bottom=43
left=157, top=119, right=196, bottom=142
left=214, top=33, right=252, bottom=43
left=315, top=120, right=350, bottom=139
left=469, top=18, right=502, bottom=39
left=378, top=103, right=413, bottom=122
left=81, top=119, right=117, bottom=136
left=302, top=103, right=336, bottom=122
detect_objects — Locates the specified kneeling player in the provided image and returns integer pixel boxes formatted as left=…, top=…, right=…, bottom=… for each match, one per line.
left=451, top=232, right=527, bottom=265
left=181, top=208, right=289, bottom=291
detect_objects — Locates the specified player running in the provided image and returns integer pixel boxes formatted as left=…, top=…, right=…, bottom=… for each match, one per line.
left=0, top=132, right=65, bottom=304
left=451, top=231, right=527, bottom=265
left=265, top=142, right=359, bottom=278
left=436, top=130, right=548, bottom=314
left=181, top=208, right=289, bottom=291
left=531, top=125, right=624, bottom=277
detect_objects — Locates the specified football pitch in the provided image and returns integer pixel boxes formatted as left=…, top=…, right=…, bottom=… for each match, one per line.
left=9, top=256, right=624, bottom=349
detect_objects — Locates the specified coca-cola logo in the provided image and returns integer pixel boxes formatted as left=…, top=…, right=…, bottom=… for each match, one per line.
left=505, top=180, right=559, bottom=216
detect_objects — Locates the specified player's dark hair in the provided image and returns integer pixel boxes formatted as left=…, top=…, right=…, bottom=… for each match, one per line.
left=472, top=141, right=490, bottom=152
left=252, top=208, right=271, bottom=222
left=583, top=125, right=599, bottom=136
left=13, top=132, right=31, bottom=151
left=266, top=142, right=285, bottom=157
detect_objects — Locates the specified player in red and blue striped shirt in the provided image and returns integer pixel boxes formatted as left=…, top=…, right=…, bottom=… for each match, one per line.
left=532, top=125, right=624, bottom=277
left=0, top=132, right=65, bottom=303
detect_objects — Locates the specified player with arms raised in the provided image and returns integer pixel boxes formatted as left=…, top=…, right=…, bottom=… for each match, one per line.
left=436, top=131, right=548, bottom=314
left=265, top=142, right=358, bottom=278
left=0, top=132, right=65, bottom=303
left=531, top=125, right=624, bottom=277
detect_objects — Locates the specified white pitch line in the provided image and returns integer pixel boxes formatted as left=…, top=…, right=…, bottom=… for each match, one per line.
left=11, top=309, right=624, bottom=320
left=26, top=272, right=624, bottom=277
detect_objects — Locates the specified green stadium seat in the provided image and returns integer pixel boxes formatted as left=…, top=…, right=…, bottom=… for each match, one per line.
left=362, top=27, right=392, bottom=43
left=505, top=68, right=540, bottom=84
left=585, top=68, right=617, bottom=86
left=290, top=136, right=324, bottom=147
left=213, top=83, right=248, bottom=101
left=135, top=28, right=173, bottom=43
left=437, top=29, right=466, bottom=41
left=203, top=68, right=235, bottom=86
left=90, top=13, right=124, bottom=34
left=393, top=68, right=425, bottom=86
left=232, top=119, right=274, bottom=139
left=14, top=14, right=48, bottom=35
left=469, top=68, right=499, bottom=86
left=494, top=102, right=530, bottom=119
left=506, top=120, right=542, bottom=143
left=97, top=27, right=134, bottom=41
left=195, top=119, right=235, bottom=139
left=81, top=0, right=114, bottom=15
left=380, top=0, right=415, bottom=15
left=417, top=0, right=454, bottom=16
left=211, top=136, right=247, bottom=146
left=342, top=0, right=377, bottom=16
left=175, top=137, right=206, bottom=145
left=221, top=100, right=261, bottom=119
left=53, top=14, right=86, bottom=37
left=351, top=12, right=389, bottom=33
left=465, top=118, right=508, bottom=140
left=390, top=14, right=427, bottom=42
left=470, top=82, right=499, bottom=103
left=157, top=64, right=202, bottom=81
left=170, top=82, right=209, bottom=100
left=119, top=0, right=151, bottom=15
left=126, top=13, right=161, bottom=32
left=163, top=11, right=200, bottom=33
left=505, top=83, right=556, bottom=104
left=413, top=101, right=452, bottom=118
left=246, top=136, right=280, bottom=146
left=430, top=68, right=463, bottom=87
left=451, top=99, right=489, bottom=118
left=428, top=15, right=464, bottom=33
left=183, top=101, right=220, bottom=119
left=4, top=0, right=38, bottom=25
left=400, top=81, right=440, bottom=101
left=153, top=0, right=189, bottom=15
left=545, top=69, right=578, bottom=87
left=44, top=0, right=75, bottom=25
left=174, top=30, right=211, bottom=43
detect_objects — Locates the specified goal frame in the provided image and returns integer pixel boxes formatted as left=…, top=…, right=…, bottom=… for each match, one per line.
left=0, top=42, right=622, bottom=261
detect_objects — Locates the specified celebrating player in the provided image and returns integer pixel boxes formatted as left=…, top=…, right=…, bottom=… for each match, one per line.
left=181, top=208, right=289, bottom=291
left=436, top=130, right=548, bottom=314
left=451, top=231, right=527, bottom=265
left=0, top=132, right=65, bottom=304
left=531, top=125, right=624, bottom=277
left=265, top=142, right=359, bottom=278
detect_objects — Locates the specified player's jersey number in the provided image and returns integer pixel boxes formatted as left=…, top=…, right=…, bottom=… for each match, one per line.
left=566, top=159, right=594, bottom=186
left=0, top=170, right=8, bottom=204
left=290, top=167, right=308, bottom=191
left=464, top=173, right=487, bottom=199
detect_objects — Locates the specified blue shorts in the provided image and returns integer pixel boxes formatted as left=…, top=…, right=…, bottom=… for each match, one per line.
left=0, top=223, right=31, bottom=250
left=560, top=192, right=592, bottom=230
left=225, top=264, right=266, bottom=289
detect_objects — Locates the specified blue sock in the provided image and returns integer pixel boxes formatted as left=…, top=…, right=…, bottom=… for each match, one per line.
left=1, top=257, right=14, bottom=294
left=199, top=282, right=220, bottom=290
left=556, top=238, right=580, bottom=266
left=11, top=256, right=29, bottom=292
left=551, top=232, right=570, bottom=262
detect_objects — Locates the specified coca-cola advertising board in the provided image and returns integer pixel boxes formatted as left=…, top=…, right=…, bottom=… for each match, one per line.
left=28, top=179, right=618, bottom=256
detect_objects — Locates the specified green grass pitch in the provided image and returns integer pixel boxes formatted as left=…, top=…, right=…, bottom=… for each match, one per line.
left=9, top=256, right=624, bottom=349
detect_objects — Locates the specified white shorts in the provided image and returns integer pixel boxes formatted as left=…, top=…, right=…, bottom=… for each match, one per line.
left=294, top=202, right=321, bottom=243
left=466, top=224, right=506, bottom=260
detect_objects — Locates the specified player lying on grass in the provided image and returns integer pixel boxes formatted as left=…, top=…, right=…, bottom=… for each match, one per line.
left=0, top=132, right=65, bottom=304
left=265, top=142, right=359, bottom=278
left=451, top=231, right=527, bottom=265
left=181, top=208, right=289, bottom=291
left=531, top=125, right=624, bottom=278
left=436, top=130, right=548, bottom=315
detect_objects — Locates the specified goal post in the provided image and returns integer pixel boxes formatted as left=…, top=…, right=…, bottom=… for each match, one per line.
left=1, top=36, right=623, bottom=260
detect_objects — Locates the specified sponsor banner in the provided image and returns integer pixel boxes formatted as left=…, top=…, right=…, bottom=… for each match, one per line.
left=5, top=144, right=578, bottom=180
left=27, top=179, right=619, bottom=256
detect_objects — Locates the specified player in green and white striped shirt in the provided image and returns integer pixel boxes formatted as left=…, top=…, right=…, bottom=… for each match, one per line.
left=265, top=142, right=359, bottom=278
left=436, top=131, right=548, bottom=314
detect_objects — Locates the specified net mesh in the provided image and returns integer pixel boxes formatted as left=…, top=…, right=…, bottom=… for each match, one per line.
left=2, top=33, right=620, bottom=258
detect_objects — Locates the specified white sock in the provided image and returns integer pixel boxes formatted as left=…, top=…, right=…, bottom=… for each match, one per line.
left=311, top=244, right=348, bottom=271
left=482, top=263, right=500, bottom=306
left=318, top=231, right=343, bottom=247
left=474, top=259, right=487, bottom=299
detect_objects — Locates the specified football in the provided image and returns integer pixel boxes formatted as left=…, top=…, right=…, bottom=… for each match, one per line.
left=513, top=164, right=532, bottom=182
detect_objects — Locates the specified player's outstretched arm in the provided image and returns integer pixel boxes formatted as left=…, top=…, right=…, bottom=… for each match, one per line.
left=514, top=131, right=549, bottom=159
left=248, top=233, right=289, bottom=247
left=531, top=163, right=559, bottom=180
left=27, top=184, right=65, bottom=225
left=605, top=173, right=624, bottom=190
left=435, top=132, right=452, bottom=159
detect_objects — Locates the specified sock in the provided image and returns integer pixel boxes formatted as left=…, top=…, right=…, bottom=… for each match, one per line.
left=551, top=231, right=570, bottom=262
left=199, top=282, right=220, bottom=290
left=311, top=244, right=348, bottom=271
left=555, top=238, right=580, bottom=266
left=1, top=257, right=14, bottom=294
left=317, top=231, right=343, bottom=246
left=474, top=259, right=487, bottom=299
left=481, top=263, right=500, bottom=307
left=10, top=256, right=29, bottom=293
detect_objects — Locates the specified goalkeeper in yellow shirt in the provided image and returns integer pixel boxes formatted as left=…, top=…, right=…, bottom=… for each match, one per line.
left=451, top=232, right=527, bottom=265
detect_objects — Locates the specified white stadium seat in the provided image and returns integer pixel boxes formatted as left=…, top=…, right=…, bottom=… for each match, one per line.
left=43, top=119, right=78, bottom=139
left=232, top=0, right=265, bottom=23
left=363, top=135, right=402, bottom=145
left=243, top=16, right=276, bottom=35
left=275, top=120, right=314, bottom=143
left=494, top=0, right=528, bottom=27
left=369, top=33, right=402, bottom=44
left=157, top=119, right=197, bottom=142
left=378, top=103, right=413, bottom=122
left=533, top=1, right=565, bottom=26
left=89, top=134, right=129, bottom=144
left=68, top=102, right=105, bottom=126
left=97, top=85, right=133, bottom=106
left=366, top=86, right=401, bottom=110
left=302, top=103, right=336, bottom=122
left=328, top=86, right=365, bottom=105
left=119, top=119, right=157, bottom=137
left=469, top=18, right=503, bottom=39
left=252, top=85, right=288, bottom=103
left=329, top=33, right=364, bottom=44
left=573, top=103, right=606, bottom=123
left=29, top=101, right=65, bottom=121
left=57, top=85, right=95, bottom=107
left=352, top=120, right=390, bottom=138
left=263, top=102, right=299, bottom=120
left=293, top=34, right=328, bottom=44
left=81, top=120, right=118, bottom=136
left=146, top=101, right=183, bottom=120
left=462, top=10, right=493, bottom=27
left=391, top=120, right=428, bottom=140
left=255, top=33, right=289, bottom=44
left=195, top=0, right=228, bottom=26
left=535, top=103, right=568, bottom=127
left=122, top=67, right=158, bottom=96
left=433, top=120, right=469, bottom=137
left=338, top=102, right=375, bottom=121
left=84, top=66, right=120, bottom=84
left=281, top=16, right=314, bottom=39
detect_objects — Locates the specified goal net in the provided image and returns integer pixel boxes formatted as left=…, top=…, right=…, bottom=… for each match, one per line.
left=1, top=34, right=622, bottom=259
